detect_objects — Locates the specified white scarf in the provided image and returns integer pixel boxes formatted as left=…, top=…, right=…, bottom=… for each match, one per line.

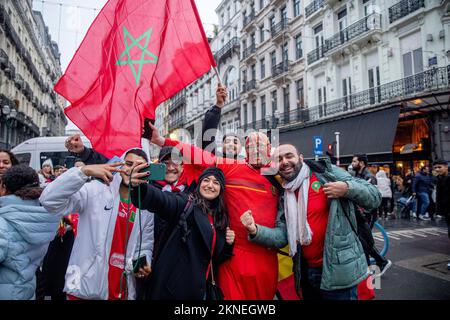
left=283, top=163, right=312, bottom=256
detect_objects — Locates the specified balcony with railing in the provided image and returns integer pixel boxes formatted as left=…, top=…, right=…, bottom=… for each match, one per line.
left=242, top=43, right=256, bottom=61
left=171, top=90, right=186, bottom=110
left=14, top=74, right=24, bottom=89
left=169, top=117, right=185, bottom=130
left=0, top=49, right=8, bottom=69
left=271, top=19, right=289, bottom=40
left=272, top=61, right=290, bottom=79
left=242, top=79, right=257, bottom=94
left=389, top=0, right=425, bottom=24
left=243, top=11, right=256, bottom=30
left=307, top=13, right=381, bottom=65
left=297, top=66, right=450, bottom=125
left=215, top=37, right=240, bottom=65
left=305, top=0, right=326, bottom=19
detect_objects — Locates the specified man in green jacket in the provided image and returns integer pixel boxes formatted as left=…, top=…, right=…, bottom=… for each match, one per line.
left=241, top=144, right=381, bottom=300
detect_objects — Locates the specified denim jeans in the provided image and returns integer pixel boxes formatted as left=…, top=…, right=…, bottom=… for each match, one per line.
left=416, top=192, right=430, bottom=216
left=301, top=267, right=358, bottom=300
left=398, top=197, right=417, bottom=214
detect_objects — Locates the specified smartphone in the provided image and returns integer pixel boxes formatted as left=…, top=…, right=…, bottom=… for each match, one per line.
left=107, top=156, right=124, bottom=175
left=132, top=255, right=148, bottom=271
left=142, top=118, right=155, bottom=140
left=140, top=163, right=166, bottom=181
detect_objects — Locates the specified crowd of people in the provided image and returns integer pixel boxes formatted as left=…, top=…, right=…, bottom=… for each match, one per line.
left=0, top=85, right=449, bottom=300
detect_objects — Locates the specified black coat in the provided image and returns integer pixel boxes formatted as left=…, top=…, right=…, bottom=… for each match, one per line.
left=131, top=183, right=233, bottom=300
left=436, top=174, right=450, bottom=216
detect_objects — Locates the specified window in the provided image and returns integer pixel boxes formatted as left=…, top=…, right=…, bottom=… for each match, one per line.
left=403, top=48, right=423, bottom=77
left=295, top=34, right=303, bottom=59
left=260, top=26, right=265, bottom=43
left=314, top=24, right=324, bottom=49
left=260, top=0, right=264, bottom=10
left=270, top=16, right=276, bottom=31
left=260, top=58, right=266, bottom=79
left=271, top=90, right=277, bottom=116
left=281, top=6, right=287, bottom=23
left=251, top=64, right=256, bottom=80
left=283, top=85, right=290, bottom=118
left=282, top=42, right=289, bottom=63
left=296, top=79, right=304, bottom=108
left=294, top=0, right=301, bottom=17
left=337, top=8, right=348, bottom=31
left=251, top=100, right=256, bottom=123
left=261, top=95, right=266, bottom=120
left=243, top=103, right=248, bottom=125
left=40, top=151, right=71, bottom=168
left=15, top=153, right=31, bottom=166
left=270, top=51, right=276, bottom=71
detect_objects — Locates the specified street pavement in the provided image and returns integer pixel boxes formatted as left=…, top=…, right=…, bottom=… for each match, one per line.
left=372, top=216, right=450, bottom=300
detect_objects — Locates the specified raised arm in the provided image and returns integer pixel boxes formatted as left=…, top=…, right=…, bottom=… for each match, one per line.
left=130, top=183, right=187, bottom=222
left=65, top=134, right=109, bottom=165
left=202, top=84, right=228, bottom=152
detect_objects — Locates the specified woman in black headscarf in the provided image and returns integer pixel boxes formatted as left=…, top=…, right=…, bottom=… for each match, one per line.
left=127, top=166, right=235, bottom=300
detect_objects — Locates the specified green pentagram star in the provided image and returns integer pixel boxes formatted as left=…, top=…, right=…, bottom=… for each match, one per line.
left=116, top=27, right=158, bottom=85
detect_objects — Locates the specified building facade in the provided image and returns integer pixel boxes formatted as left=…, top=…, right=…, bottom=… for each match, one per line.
left=281, top=0, right=450, bottom=172
left=0, top=0, right=66, bottom=149
left=239, top=0, right=305, bottom=133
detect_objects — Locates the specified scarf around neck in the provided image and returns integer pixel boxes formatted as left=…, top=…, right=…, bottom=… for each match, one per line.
left=283, top=162, right=313, bottom=256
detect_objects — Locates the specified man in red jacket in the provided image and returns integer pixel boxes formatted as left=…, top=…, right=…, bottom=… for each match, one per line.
left=149, top=126, right=285, bottom=300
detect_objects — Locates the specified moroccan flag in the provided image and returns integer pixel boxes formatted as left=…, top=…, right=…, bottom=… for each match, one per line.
left=54, top=0, right=216, bottom=158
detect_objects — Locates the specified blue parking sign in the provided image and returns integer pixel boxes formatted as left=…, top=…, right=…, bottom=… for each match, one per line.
left=313, top=136, right=323, bottom=155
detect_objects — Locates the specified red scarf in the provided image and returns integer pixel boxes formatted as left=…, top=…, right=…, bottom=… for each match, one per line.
left=154, top=180, right=186, bottom=193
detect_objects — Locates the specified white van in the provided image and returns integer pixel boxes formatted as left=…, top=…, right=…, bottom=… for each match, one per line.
left=12, top=136, right=92, bottom=171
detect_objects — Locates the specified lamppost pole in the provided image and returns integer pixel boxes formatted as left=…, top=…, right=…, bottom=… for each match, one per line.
left=334, top=131, right=341, bottom=166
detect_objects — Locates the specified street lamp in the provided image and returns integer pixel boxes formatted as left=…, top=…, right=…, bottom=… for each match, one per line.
left=2, top=105, right=18, bottom=149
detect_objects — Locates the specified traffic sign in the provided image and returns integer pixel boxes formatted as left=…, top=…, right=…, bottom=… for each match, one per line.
left=313, top=136, right=323, bottom=155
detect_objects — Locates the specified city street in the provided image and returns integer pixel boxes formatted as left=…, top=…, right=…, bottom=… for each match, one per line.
left=373, top=218, right=450, bottom=300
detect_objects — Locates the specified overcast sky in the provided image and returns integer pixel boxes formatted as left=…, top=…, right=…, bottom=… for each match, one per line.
left=31, top=0, right=221, bottom=130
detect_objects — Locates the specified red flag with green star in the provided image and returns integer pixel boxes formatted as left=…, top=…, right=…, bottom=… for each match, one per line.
left=54, top=0, right=216, bottom=158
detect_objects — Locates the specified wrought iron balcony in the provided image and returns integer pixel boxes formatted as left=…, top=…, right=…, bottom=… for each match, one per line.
left=305, top=0, right=326, bottom=19
left=242, top=79, right=257, bottom=93
left=307, top=46, right=325, bottom=65
left=270, top=19, right=289, bottom=39
left=169, top=117, right=184, bottom=130
left=242, top=43, right=256, bottom=60
left=243, top=11, right=256, bottom=29
left=304, top=66, right=450, bottom=123
left=324, top=13, right=381, bottom=54
left=215, top=37, right=240, bottom=65
left=389, top=0, right=425, bottom=24
left=0, top=49, right=8, bottom=69
left=4, top=62, right=15, bottom=80
left=272, top=60, right=290, bottom=78
left=171, top=90, right=186, bottom=109
left=14, top=74, right=24, bottom=89
left=307, top=13, right=381, bottom=65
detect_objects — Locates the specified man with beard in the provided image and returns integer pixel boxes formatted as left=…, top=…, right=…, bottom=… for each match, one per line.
left=149, top=126, right=286, bottom=300
left=242, top=144, right=381, bottom=300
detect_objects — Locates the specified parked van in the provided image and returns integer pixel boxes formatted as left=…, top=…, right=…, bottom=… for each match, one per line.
left=12, top=136, right=92, bottom=171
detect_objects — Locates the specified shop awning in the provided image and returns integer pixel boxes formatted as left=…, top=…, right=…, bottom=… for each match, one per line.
left=279, top=106, right=400, bottom=162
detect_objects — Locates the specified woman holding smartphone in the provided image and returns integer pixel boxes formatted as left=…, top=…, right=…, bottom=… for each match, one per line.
left=126, top=165, right=235, bottom=300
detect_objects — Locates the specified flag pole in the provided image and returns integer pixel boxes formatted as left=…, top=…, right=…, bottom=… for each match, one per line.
left=213, top=66, right=222, bottom=85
